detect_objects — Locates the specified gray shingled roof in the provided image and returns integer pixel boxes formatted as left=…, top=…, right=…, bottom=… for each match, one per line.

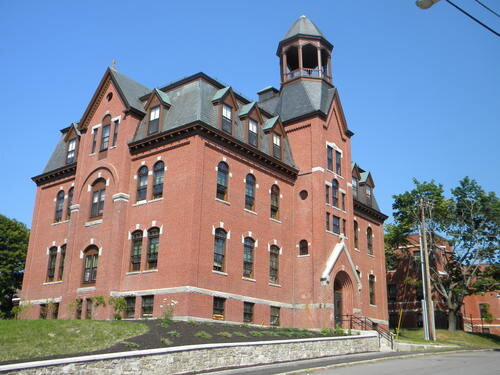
left=110, top=68, right=150, bottom=113
left=132, top=79, right=296, bottom=168
left=283, top=15, right=325, bottom=40
left=259, top=80, right=335, bottom=122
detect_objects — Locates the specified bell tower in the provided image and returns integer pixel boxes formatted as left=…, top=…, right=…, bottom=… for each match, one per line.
left=277, top=15, right=333, bottom=85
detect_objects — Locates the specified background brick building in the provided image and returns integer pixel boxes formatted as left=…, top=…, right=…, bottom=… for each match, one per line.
left=21, top=16, right=388, bottom=329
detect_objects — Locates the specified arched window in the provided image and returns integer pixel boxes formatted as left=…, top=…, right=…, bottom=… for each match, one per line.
left=66, top=187, right=74, bottom=219
left=369, top=275, right=376, bottom=305
left=243, top=237, right=255, bottom=278
left=213, top=228, right=227, bottom=272
left=299, top=240, right=308, bottom=256
left=367, top=227, right=373, bottom=255
left=82, top=246, right=99, bottom=283
left=269, top=245, right=280, bottom=284
left=58, top=244, right=66, bottom=281
left=270, top=185, right=280, bottom=220
left=152, top=161, right=164, bottom=199
left=137, top=166, right=148, bottom=202
left=46, top=246, right=57, bottom=282
left=331, top=179, right=339, bottom=207
left=147, top=227, right=160, bottom=269
left=216, top=162, right=229, bottom=201
left=245, top=174, right=256, bottom=211
left=354, top=220, right=359, bottom=249
left=130, top=230, right=143, bottom=271
left=54, top=190, right=65, bottom=222
left=90, top=179, right=106, bottom=218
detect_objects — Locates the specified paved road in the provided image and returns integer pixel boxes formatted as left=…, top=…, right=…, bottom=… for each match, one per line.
left=307, top=351, right=499, bottom=375
left=205, top=350, right=498, bottom=375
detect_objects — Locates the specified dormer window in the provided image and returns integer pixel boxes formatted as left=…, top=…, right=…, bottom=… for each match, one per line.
left=272, top=134, right=281, bottom=159
left=248, top=119, right=258, bottom=147
left=366, top=185, right=372, bottom=203
left=148, top=106, right=160, bottom=135
left=222, top=104, right=232, bottom=134
left=66, top=138, right=76, bottom=164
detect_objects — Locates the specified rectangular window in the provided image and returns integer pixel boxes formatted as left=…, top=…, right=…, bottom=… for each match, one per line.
left=366, top=185, right=372, bottom=204
left=130, top=232, right=142, bottom=272
left=272, top=134, right=281, bottom=159
left=341, top=193, right=346, bottom=211
left=269, top=246, right=280, bottom=284
left=39, top=304, right=48, bottom=319
left=326, top=212, right=330, bottom=231
left=369, top=276, right=376, bottom=305
left=332, top=215, right=340, bottom=234
left=66, top=138, right=76, bottom=164
left=91, top=128, right=97, bottom=153
left=222, top=104, right=232, bottom=134
left=148, top=106, right=160, bottom=135
left=270, top=306, right=280, bottom=326
left=85, top=298, right=93, bottom=319
left=112, top=119, right=119, bottom=146
left=83, top=253, right=98, bottom=283
left=213, top=297, right=225, bottom=319
left=335, top=151, right=341, bottom=175
left=51, top=303, right=59, bottom=319
left=248, top=119, right=258, bottom=147
left=327, top=146, right=333, bottom=170
left=352, top=178, right=358, bottom=198
left=75, top=298, right=82, bottom=319
left=100, top=124, right=110, bottom=151
left=147, top=229, right=159, bottom=270
left=58, top=245, right=66, bottom=280
left=325, top=185, right=330, bottom=204
left=342, top=219, right=346, bottom=235
left=125, top=297, right=136, bottom=319
left=91, top=188, right=105, bottom=218
left=46, top=249, right=57, bottom=282
left=243, top=302, right=254, bottom=323
left=142, top=295, right=154, bottom=317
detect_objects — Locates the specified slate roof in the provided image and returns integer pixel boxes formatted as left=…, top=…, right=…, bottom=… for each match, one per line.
left=283, top=15, right=325, bottom=40
left=109, top=68, right=150, bottom=113
left=351, top=163, right=381, bottom=212
left=258, top=80, right=336, bottom=122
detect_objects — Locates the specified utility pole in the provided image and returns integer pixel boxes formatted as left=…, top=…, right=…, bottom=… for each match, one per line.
left=419, top=198, right=436, bottom=341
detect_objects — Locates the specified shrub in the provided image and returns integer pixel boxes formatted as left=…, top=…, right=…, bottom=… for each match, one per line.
left=321, top=328, right=334, bottom=336
left=159, top=298, right=178, bottom=327
left=108, top=297, right=126, bottom=320
left=233, top=331, right=247, bottom=337
left=249, top=331, right=264, bottom=337
left=122, top=341, right=139, bottom=349
left=188, top=320, right=201, bottom=326
left=217, top=331, right=232, bottom=338
left=334, top=327, right=345, bottom=336
left=160, top=337, right=173, bottom=346
left=167, top=330, right=181, bottom=337
left=194, top=331, right=213, bottom=339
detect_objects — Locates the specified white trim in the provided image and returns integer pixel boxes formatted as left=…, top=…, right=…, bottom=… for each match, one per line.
left=112, top=193, right=130, bottom=202
left=311, top=167, right=325, bottom=173
left=21, top=297, right=62, bottom=305
left=84, top=219, right=102, bottom=227
left=77, top=287, right=96, bottom=293
left=320, top=240, right=362, bottom=291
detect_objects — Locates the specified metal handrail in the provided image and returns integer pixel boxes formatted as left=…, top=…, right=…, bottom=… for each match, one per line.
left=342, top=314, right=394, bottom=349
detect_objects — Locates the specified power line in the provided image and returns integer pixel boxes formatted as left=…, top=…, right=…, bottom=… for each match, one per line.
left=446, top=0, right=500, bottom=37
left=473, top=0, right=500, bottom=18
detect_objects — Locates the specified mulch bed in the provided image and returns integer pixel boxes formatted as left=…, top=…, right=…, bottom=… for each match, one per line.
left=1, top=320, right=344, bottom=366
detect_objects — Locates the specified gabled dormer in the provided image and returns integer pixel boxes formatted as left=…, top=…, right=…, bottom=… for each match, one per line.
left=263, top=116, right=285, bottom=160
left=212, top=86, right=239, bottom=135
left=63, top=123, right=81, bottom=165
left=144, top=88, right=171, bottom=136
left=359, top=171, right=375, bottom=205
left=351, top=163, right=361, bottom=199
left=238, top=102, right=264, bottom=148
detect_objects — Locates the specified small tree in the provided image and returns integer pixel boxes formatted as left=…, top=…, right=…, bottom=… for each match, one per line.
left=0, top=214, right=29, bottom=318
left=109, top=297, right=127, bottom=320
left=389, top=177, right=499, bottom=331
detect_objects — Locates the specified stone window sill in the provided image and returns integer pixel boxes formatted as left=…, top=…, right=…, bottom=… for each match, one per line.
left=215, top=198, right=230, bottom=206
left=43, top=281, right=63, bottom=286
left=268, top=283, right=281, bottom=288
left=297, top=254, right=310, bottom=258
left=51, top=220, right=70, bottom=226
left=126, top=269, right=159, bottom=276
left=212, top=270, right=228, bottom=276
left=269, top=218, right=281, bottom=224
left=242, top=277, right=256, bottom=282
left=243, top=208, right=257, bottom=215
left=326, top=230, right=340, bottom=237
left=85, top=219, right=103, bottom=227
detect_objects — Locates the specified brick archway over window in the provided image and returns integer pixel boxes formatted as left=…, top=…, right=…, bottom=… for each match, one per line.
left=333, top=270, right=354, bottom=328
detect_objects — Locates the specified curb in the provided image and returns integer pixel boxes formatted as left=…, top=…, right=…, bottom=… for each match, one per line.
left=281, top=348, right=495, bottom=375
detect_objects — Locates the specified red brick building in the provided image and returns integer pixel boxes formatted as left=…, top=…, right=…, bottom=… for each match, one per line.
left=21, top=16, right=388, bottom=329
left=387, top=235, right=499, bottom=334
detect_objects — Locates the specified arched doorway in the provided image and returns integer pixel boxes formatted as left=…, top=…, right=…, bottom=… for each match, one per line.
left=333, top=271, right=354, bottom=328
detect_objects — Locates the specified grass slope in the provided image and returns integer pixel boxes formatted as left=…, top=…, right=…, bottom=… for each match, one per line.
left=0, top=320, right=148, bottom=362
left=397, top=329, right=500, bottom=348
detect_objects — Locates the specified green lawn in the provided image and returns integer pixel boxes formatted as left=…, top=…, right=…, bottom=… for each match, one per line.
left=0, top=320, right=148, bottom=362
left=396, top=329, right=500, bottom=348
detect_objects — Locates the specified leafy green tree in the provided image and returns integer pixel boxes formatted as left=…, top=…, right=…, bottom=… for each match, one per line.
left=389, top=177, right=499, bottom=331
left=0, top=214, right=29, bottom=318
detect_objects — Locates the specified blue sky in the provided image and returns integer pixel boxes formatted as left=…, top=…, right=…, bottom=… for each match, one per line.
left=1, top=0, right=499, bottom=227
